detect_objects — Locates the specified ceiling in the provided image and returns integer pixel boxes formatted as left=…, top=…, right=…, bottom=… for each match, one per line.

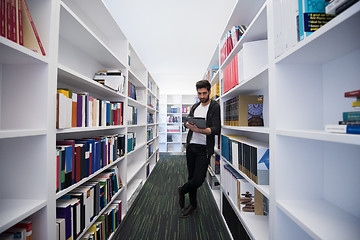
left=104, top=0, right=237, bottom=94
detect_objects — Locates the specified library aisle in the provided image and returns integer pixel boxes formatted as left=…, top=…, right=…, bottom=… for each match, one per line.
left=113, top=154, right=231, bottom=240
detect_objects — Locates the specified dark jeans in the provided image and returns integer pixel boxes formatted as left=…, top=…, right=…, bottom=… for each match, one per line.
left=180, top=144, right=210, bottom=208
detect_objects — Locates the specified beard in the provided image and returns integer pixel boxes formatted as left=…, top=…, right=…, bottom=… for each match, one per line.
left=200, top=96, right=209, bottom=103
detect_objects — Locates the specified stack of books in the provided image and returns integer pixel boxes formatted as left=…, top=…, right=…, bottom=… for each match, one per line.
left=326, top=0, right=359, bottom=15
left=220, top=25, right=247, bottom=65
left=93, top=70, right=126, bottom=93
left=325, top=89, right=360, bottom=134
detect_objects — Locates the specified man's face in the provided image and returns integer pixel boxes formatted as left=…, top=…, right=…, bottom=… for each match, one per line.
left=197, top=88, right=210, bottom=103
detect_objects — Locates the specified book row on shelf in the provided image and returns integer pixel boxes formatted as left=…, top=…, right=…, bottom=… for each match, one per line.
left=221, top=135, right=269, bottom=185
left=222, top=163, right=268, bottom=216
left=0, top=0, right=46, bottom=55
left=57, top=89, right=124, bottom=129
left=222, top=39, right=268, bottom=94
left=126, top=105, right=138, bottom=125
left=275, top=0, right=357, bottom=57
left=210, top=83, right=219, bottom=100
left=205, top=65, right=219, bottom=82
left=167, top=116, right=180, bottom=123
left=56, top=165, right=122, bottom=240
left=223, top=95, right=264, bottom=127
left=127, top=132, right=136, bottom=153
left=56, top=135, right=125, bottom=193
left=147, top=127, right=154, bottom=142
left=147, top=142, right=154, bottom=158
left=325, top=89, right=360, bottom=134
left=147, top=112, right=154, bottom=124
left=220, top=24, right=248, bottom=65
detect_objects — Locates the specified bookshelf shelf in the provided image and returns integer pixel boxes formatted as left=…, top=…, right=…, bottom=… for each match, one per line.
left=56, top=125, right=126, bottom=134
left=222, top=157, right=270, bottom=199
left=277, top=129, right=360, bottom=146
left=57, top=65, right=126, bottom=99
left=222, top=125, right=270, bottom=135
left=220, top=1, right=267, bottom=70
left=0, top=38, right=48, bottom=64
left=127, top=161, right=147, bottom=183
left=127, top=179, right=143, bottom=202
left=76, top=187, right=124, bottom=240
left=277, top=200, right=360, bottom=239
left=0, top=199, right=47, bottom=234
left=59, top=3, right=124, bottom=69
left=222, top=189, right=270, bottom=240
left=0, top=0, right=159, bottom=238
left=275, top=1, right=360, bottom=65
left=0, top=129, right=47, bottom=139
left=204, top=1, right=360, bottom=239
left=56, top=156, right=125, bottom=199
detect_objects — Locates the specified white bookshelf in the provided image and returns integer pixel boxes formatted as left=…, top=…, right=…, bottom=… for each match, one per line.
left=204, top=0, right=360, bottom=239
left=0, top=0, right=159, bottom=239
left=159, top=94, right=198, bottom=153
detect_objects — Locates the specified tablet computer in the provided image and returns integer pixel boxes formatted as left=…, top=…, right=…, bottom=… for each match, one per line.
left=187, top=117, right=206, bottom=129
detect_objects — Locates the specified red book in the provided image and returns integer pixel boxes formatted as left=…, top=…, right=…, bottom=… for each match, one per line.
left=344, top=89, right=360, bottom=98
left=11, top=0, right=15, bottom=42
left=6, top=0, right=11, bottom=41
left=0, top=0, right=5, bottom=37
left=14, top=220, right=32, bottom=240
left=75, top=144, right=82, bottom=183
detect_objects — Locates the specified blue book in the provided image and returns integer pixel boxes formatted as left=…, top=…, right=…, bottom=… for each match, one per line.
left=221, top=135, right=230, bottom=162
left=57, top=145, right=73, bottom=189
left=56, top=200, right=72, bottom=240
left=298, top=0, right=332, bottom=41
left=325, top=124, right=360, bottom=134
left=106, top=102, right=111, bottom=126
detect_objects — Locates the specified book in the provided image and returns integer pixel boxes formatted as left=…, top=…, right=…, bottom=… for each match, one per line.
left=343, top=111, right=360, bottom=121
left=224, top=95, right=264, bottom=126
left=15, top=0, right=22, bottom=45
left=325, top=124, right=360, bottom=134
left=1, top=0, right=5, bottom=37
left=56, top=200, right=73, bottom=240
left=56, top=219, right=66, bottom=240
left=93, top=71, right=125, bottom=92
left=21, top=0, right=45, bottom=55
left=298, top=0, right=334, bottom=41
left=344, top=89, right=360, bottom=97
left=335, top=0, right=359, bottom=14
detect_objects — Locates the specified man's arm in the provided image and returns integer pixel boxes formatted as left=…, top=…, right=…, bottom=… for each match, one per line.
left=185, top=122, right=211, bottom=135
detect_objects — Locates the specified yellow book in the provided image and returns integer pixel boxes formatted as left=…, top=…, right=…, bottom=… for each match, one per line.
left=57, top=89, right=72, bottom=99
left=352, top=101, right=360, bottom=107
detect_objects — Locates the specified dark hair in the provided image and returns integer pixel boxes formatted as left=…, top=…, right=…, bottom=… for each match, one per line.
left=196, top=80, right=211, bottom=91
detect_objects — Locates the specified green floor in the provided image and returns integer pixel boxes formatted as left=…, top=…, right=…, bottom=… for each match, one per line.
left=113, top=154, right=231, bottom=240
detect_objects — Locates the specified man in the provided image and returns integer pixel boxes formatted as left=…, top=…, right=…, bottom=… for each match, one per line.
left=178, top=80, right=221, bottom=218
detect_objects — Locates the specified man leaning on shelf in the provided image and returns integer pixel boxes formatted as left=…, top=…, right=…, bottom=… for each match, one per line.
left=177, top=80, right=221, bottom=218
